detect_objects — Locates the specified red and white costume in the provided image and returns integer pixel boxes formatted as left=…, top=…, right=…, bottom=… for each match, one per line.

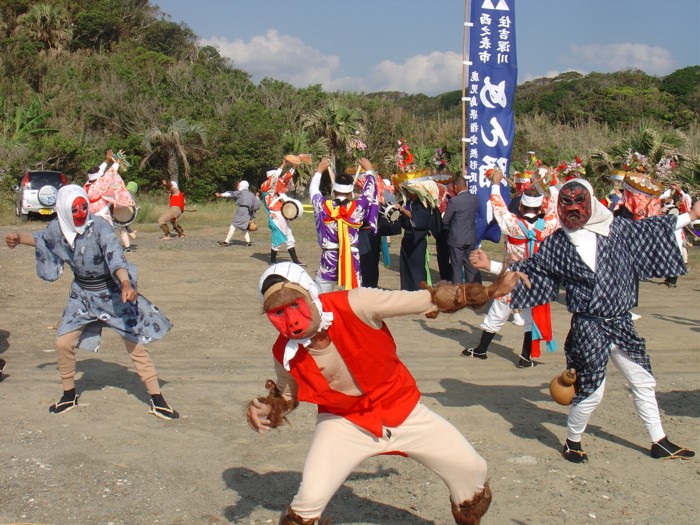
left=84, top=161, right=134, bottom=225
left=258, top=263, right=488, bottom=522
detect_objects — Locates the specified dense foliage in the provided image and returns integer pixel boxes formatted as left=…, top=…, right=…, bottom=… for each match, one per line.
left=1, top=0, right=699, bottom=202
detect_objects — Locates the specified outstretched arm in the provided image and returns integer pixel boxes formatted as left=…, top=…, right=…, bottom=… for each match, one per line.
left=5, top=232, right=36, bottom=248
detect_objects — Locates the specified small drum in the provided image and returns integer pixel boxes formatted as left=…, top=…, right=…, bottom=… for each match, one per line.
left=663, top=205, right=680, bottom=216
left=380, top=202, right=401, bottom=223
left=281, top=199, right=303, bottom=220
left=113, top=205, right=138, bottom=226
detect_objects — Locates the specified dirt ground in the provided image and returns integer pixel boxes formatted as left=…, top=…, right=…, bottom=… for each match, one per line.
left=0, top=216, right=698, bottom=525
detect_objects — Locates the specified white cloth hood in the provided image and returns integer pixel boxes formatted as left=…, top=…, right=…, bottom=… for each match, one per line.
left=558, top=178, right=613, bottom=245
left=56, top=185, right=94, bottom=248
left=259, top=262, right=334, bottom=370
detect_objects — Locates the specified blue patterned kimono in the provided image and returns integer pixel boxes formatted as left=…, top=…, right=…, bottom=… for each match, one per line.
left=510, top=215, right=685, bottom=403
left=33, top=217, right=172, bottom=350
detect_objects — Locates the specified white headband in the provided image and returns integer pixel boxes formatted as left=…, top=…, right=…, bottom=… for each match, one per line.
left=520, top=193, right=544, bottom=207
left=259, top=262, right=334, bottom=370
left=333, top=183, right=354, bottom=194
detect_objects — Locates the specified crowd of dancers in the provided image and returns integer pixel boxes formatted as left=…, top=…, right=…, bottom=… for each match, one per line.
left=4, top=146, right=698, bottom=525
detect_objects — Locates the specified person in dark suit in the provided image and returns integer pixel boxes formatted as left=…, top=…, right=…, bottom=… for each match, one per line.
left=442, top=176, right=481, bottom=284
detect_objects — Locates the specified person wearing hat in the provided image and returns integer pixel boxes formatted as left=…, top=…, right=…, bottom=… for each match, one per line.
left=215, top=180, right=261, bottom=247
left=84, top=149, right=134, bottom=226
left=260, top=160, right=304, bottom=266
left=309, top=157, right=377, bottom=292
left=246, top=262, right=530, bottom=524
left=660, top=182, right=692, bottom=288
left=5, top=185, right=178, bottom=420
left=158, top=179, right=186, bottom=240
left=462, top=168, right=560, bottom=366
left=470, top=178, right=698, bottom=463
left=124, top=181, right=139, bottom=241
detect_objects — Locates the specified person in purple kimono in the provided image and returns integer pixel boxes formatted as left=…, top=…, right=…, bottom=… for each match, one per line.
left=309, top=157, right=378, bottom=292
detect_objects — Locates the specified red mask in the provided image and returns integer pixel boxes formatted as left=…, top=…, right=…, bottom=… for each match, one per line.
left=558, top=182, right=592, bottom=231
left=266, top=297, right=316, bottom=339
left=71, top=197, right=89, bottom=227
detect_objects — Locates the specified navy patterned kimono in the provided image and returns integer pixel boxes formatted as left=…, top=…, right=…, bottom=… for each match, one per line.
left=33, top=217, right=172, bottom=350
left=510, top=215, right=685, bottom=403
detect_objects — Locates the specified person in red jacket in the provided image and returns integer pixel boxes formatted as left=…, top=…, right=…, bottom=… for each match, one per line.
left=158, top=180, right=186, bottom=240
left=246, top=262, right=530, bottom=524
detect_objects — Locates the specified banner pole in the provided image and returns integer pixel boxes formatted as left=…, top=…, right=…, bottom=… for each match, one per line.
left=461, top=0, right=469, bottom=179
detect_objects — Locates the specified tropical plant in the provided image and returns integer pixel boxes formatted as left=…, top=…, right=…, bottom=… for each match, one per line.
left=1, top=95, right=56, bottom=145
left=140, top=118, right=208, bottom=182
left=15, top=3, right=72, bottom=53
left=302, top=99, right=366, bottom=171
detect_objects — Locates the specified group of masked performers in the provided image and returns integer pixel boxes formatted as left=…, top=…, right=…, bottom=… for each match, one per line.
left=5, top=148, right=698, bottom=525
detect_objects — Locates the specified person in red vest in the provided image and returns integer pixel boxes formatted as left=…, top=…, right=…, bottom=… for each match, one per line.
left=246, top=262, right=530, bottom=525
left=158, top=179, right=186, bottom=240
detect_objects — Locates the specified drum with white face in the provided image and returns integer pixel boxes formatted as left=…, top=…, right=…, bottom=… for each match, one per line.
left=380, top=202, right=401, bottom=223
left=112, top=205, right=138, bottom=226
left=281, top=199, right=303, bottom=220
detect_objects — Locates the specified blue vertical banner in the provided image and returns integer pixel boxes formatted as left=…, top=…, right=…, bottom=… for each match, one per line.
left=466, top=0, right=517, bottom=242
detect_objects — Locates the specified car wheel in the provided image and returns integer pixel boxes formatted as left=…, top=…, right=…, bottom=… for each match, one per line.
left=38, top=185, right=58, bottom=206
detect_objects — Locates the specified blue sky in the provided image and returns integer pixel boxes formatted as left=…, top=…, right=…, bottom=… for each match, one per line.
left=154, top=0, right=700, bottom=96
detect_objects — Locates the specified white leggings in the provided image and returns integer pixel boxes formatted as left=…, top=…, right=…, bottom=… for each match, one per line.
left=567, top=345, right=664, bottom=443
left=480, top=298, right=532, bottom=333
left=224, top=225, right=250, bottom=244
left=290, top=403, right=487, bottom=520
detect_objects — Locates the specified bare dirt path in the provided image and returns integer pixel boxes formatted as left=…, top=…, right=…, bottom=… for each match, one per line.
left=1, top=219, right=698, bottom=525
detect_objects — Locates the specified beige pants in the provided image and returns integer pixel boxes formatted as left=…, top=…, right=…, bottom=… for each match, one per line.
left=158, top=206, right=182, bottom=226
left=290, top=402, right=488, bottom=520
left=55, top=330, right=160, bottom=394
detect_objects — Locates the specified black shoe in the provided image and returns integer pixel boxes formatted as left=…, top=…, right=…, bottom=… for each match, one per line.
left=124, top=247, right=133, bottom=253
left=149, top=394, right=179, bottom=420
left=0, top=358, right=5, bottom=374
left=651, top=437, right=695, bottom=459
left=461, top=347, right=487, bottom=359
left=49, top=391, right=79, bottom=414
left=217, top=241, right=229, bottom=247
left=518, top=355, right=535, bottom=368
left=562, top=439, right=588, bottom=463
left=246, top=242, right=253, bottom=246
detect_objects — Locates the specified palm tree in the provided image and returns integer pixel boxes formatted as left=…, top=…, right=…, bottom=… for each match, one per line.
left=590, top=120, right=689, bottom=193
left=15, top=3, right=72, bottom=53
left=302, top=99, right=365, bottom=170
left=140, top=118, right=208, bottom=183
left=279, top=129, right=326, bottom=193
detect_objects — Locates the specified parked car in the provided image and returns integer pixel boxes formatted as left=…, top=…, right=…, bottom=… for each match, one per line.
left=13, top=170, right=68, bottom=221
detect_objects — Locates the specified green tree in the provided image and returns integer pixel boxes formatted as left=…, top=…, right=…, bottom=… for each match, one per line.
left=1, top=95, right=56, bottom=145
left=302, top=99, right=365, bottom=171
left=140, top=118, right=208, bottom=183
left=15, top=3, right=72, bottom=53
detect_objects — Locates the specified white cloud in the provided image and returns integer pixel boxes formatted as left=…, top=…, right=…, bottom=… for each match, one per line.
left=201, top=31, right=463, bottom=95
left=567, top=43, right=676, bottom=76
left=360, top=51, right=463, bottom=95
left=201, top=30, right=340, bottom=86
